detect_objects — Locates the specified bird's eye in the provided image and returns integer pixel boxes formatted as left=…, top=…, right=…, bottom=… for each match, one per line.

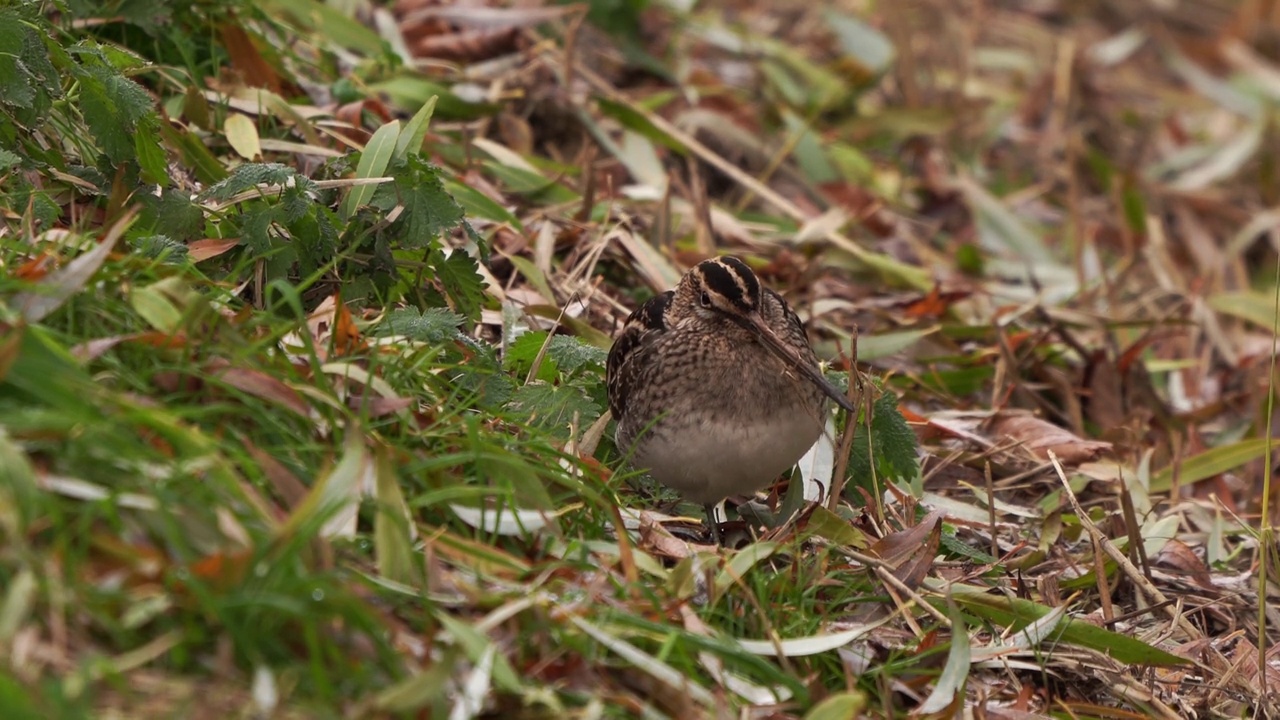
left=700, top=291, right=712, bottom=308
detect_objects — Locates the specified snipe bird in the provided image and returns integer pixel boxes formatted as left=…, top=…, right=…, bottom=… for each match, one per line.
left=606, top=256, right=855, bottom=542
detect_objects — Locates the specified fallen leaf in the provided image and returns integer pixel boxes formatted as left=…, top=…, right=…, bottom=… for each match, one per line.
left=989, top=410, right=1112, bottom=464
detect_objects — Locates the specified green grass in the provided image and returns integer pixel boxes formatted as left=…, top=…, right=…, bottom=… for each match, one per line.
left=3, top=0, right=1274, bottom=717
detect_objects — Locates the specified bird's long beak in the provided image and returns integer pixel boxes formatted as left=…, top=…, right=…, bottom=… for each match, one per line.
left=740, top=314, right=856, bottom=413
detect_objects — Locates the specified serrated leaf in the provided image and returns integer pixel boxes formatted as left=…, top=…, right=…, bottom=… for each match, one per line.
left=503, top=331, right=556, bottom=380
left=0, top=9, right=60, bottom=123
left=846, top=391, right=919, bottom=494
left=506, top=381, right=600, bottom=432
left=546, top=335, right=608, bottom=374
left=390, top=156, right=465, bottom=246
left=0, top=149, right=20, bottom=172
left=431, top=249, right=485, bottom=322
left=0, top=18, right=35, bottom=109
left=377, top=307, right=465, bottom=342
left=77, top=62, right=155, bottom=163
left=200, top=162, right=302, bottom=202
left=130, top=235, right=188, bottom=263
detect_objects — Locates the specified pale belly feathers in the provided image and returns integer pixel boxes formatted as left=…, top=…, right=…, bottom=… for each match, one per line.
left=624, top=407, right=826, bottom=504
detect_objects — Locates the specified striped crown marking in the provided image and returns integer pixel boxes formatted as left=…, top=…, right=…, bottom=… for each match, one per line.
left=695, top=257, right=761, bottom=313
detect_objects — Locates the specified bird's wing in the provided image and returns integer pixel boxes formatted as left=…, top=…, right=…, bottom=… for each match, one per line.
left=606, top=290, right=673, bottom=419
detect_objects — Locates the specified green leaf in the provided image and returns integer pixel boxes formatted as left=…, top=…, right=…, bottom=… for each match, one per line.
left=596, top=97, right=686, bottom=154
left=130, top=283, right=183, bottom=333
left=503, top=331, right=556, bottom=380
left=0, top=427, right=40, bottom=531
left=444, top=179, right=522, bottom=230
left=342, top=120, right=399, bottom=220
left=129, top=235, right=188, bottom=263
left=545, top=335, right=608, bottom=374
left=377, top=307, right=466, bottom=343
left=76, top=61, right=155, bottom=163
left=506, top=381, right=600, bottom=432
left=960, top=178, right=1057, bottom=265
left=368, top=76, right=500, bottom=120
left=373, top=449, right=417, bottom=586
left=279, top=431, right=368, bottom=539
left=846, top=390, right=918, bottom=494
left=483, top=162, right=580, bottom=204
left=502, top=333, right=605, bottom=383
left=394, top=95, right=437, bottom=160
left=390, top=156, right=466, bottom=246
left=941, top=583, right=1188, bottom=666
left=201, top=162, right=304, bottom=202
left=158, top=121, right=227, bottom=184
left=917, top=600, right=969, bottom=713
left=1151, top=437, right=1272, bottom=493
left=133, top=121, right=168, bottom=184
left=856, top=328, right=936, bottom=360
left=263, top=0, right=389, bottom=55
left=1207, top=290, right=1280, bottom=331
left=430, top=249, right=485, bottom=322
left=138, top=186, right=202, bottom=239
left=0, top=18, right=35, bottom=109
left=825, top=9, right=896, bottom=76
left=0, top=671, right=44, bottom=720
left=804, top=693, right=868, bottom=720
left=0, top=8, right=59, bottom=124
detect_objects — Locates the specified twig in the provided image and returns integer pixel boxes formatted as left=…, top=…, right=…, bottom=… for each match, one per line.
left=1047, top=451, right=1202, bottom=640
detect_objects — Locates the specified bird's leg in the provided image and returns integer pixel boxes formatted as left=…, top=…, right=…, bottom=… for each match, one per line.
left=704, top=503, right=723, bottom=545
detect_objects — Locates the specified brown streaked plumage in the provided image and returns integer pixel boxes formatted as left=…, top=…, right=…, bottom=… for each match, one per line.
left=606, top=256, right=853, bottom=541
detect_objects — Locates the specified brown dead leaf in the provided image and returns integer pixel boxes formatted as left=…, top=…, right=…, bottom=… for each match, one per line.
left=186, top=549, right=252, bottom=592
left=187, top=238, right=240, bottom=262
left=817, top=181, right=897, bottom=237
left=217, top=22, right=285, bottom=94
left=1152, top=539, right=1213, bottom=589
left=869, top=509, right=942, bottom=589
left=210, top=362, right=310, bottom=418
left=14, top=250, right=56, bottom=280
left=988, top=410, right=1112, bottom=465
left=71, top=331, right=187, bottom=362
left=346, top=393, right=415, bottom=418
left=898, top=286, right=973, bottom=320
left=637, top=512, right=701, bottom=560
left=243, top=440, right=309, bottom=511
left=331, top=297, right=365, bottom=357
left=407, top=27, right=519, bottom=62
